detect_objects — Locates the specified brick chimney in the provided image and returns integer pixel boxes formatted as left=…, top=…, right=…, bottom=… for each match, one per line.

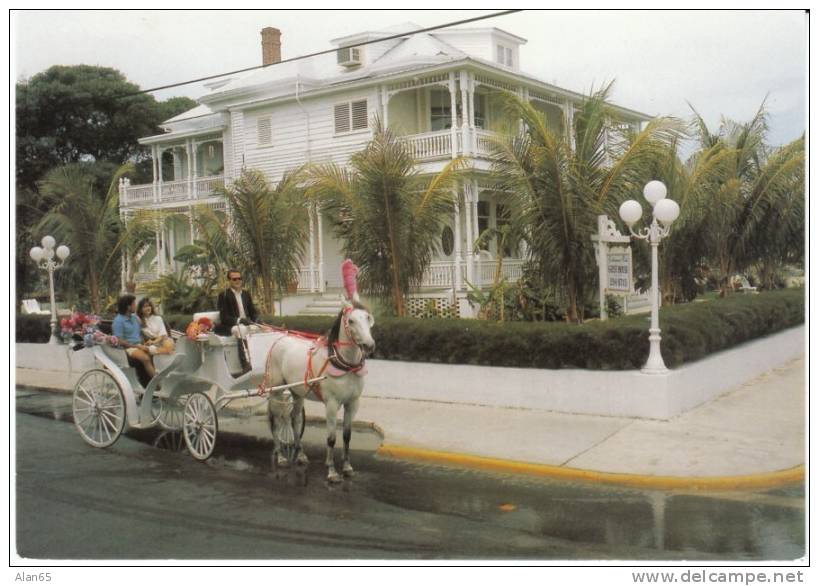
left=261, top=27, right=282, bottom=66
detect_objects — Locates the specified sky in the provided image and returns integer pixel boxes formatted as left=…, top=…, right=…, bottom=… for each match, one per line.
left=12, top=9, right=807, bottom=150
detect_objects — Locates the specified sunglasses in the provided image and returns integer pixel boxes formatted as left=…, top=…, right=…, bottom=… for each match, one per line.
left=230, top=277, right=243, bottom=281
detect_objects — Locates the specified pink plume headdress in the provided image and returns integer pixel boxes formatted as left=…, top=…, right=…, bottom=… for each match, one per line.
left=341, top=259, right=360, bottom=303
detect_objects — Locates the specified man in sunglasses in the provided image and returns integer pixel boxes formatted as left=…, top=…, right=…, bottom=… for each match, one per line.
left=217, top=269, right=259, bottom=372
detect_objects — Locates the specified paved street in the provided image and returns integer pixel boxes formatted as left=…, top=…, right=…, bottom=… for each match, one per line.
left=15, top=389, right=805, bottom=560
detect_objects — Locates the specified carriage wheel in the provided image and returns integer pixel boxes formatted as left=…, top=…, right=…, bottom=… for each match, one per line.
left=183, top=393, right=218, bottom=461
left=156, top=397, right=184, bottom=431
left=72, top=369, right=126, bottom=448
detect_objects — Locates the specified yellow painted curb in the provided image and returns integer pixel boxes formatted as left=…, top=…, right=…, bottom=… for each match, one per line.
left=377, top=444, right=805, bottom=491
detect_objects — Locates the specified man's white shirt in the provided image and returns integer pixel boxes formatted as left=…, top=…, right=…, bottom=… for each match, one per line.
left=232, top=288, right=247, bottom=320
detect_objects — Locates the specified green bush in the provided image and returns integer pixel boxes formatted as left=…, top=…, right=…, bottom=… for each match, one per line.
left=40, top=289, right=803, bottom=370
left=16, top=314, right=53, bottom=343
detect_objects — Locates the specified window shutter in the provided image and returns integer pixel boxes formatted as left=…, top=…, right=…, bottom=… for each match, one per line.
left=334, top=103, right=350, bottom=133
left=351, top=100, right=368, bottom=130
left=257, top=116, right=272, bottom=146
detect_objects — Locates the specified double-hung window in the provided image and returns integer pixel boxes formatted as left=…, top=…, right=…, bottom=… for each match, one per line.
left=334, top=99, right=368, bottom=134
left=430, top=89, right=452, bottom=131
left=496, top=44, right=513, bottom=67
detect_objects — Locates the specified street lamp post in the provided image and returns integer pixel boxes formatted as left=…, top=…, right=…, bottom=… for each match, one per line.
left=618, top=181, right=680, bottom=374
left=29, top=235, right=70, bottom=345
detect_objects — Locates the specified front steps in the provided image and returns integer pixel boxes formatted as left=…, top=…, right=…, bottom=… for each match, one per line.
left=297, top=293, right=346, bottom=316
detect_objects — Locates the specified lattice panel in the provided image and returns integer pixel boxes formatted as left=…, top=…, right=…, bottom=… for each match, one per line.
left=406, top=297, right=460, bottom=319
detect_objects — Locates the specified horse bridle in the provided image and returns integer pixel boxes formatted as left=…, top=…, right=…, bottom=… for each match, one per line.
left=329, top=306, right=369, bottom=371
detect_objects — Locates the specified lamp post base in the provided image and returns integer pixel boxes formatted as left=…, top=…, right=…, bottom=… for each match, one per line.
left=641, top=328, right=669, bottom=375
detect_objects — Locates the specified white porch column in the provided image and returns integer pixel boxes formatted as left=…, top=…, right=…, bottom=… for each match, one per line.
left=448, top=72, right=457, bottom=156
left=309, top=205, right=317, bottom=292
left=463, top=182, right=474, bottom=285
left=381, top=85, right=390, bottom=130
left=453, top=189, right=463, bottom=291
left=186, top=139, right=194, bottom=200
left=157, top=147, right=164, bottom=191
left=192, top=142, right=199, bottom=199
left=471, top=178, right=480, bottom=287
left=154, top=218, right=163, bottom=275
left=168, top=219, right=176, bottom=273
left=468, top=73, right=476, bottom=153
left=151, top=145, right=159, bottom=202
left=317, top=205, right=325, bottom=293
left=120, top=208, right=127, bottom=292
left=459, top=70, right=470, bottom=156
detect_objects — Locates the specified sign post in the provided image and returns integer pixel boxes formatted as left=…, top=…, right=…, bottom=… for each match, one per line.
left=591, top=215, right=632, bottom=321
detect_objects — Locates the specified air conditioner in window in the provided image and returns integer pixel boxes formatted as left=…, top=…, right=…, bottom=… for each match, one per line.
left=337, top=46, right=362, bottom=67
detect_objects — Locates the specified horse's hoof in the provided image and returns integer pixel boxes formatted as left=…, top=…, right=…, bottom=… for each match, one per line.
left=327, top=469, right=342, bottom=484
left=296, top=452, right=309, bottom=466
left=276, top=455, right=290, bottom=468
left=342, top=462, right=355, bottom=477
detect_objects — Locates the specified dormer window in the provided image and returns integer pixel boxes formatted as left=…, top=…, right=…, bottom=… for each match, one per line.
left=496, top=44, right=513, bottom=67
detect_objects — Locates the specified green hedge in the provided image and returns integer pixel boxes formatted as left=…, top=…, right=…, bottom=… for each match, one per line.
left=16, top=314, right=53, bottom=343
left=21, top=289, right=804, bottom=370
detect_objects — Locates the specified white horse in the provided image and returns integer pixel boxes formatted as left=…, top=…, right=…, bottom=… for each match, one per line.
left=259, top=300, right=375, bottom=483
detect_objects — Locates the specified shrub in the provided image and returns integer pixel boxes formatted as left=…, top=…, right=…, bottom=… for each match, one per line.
left=16, top=314, right=53, bottom=343
left=24, top=289, right=802, bottom=371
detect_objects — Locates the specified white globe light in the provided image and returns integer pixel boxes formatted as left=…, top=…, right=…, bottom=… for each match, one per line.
left=56, top=245, right=70, bottom=260
left=643, top=180, right=667, bottom=206
left=654, top=198, right=680, bottom=225
left=44, top=247, right=55, bottom=260
left=30, top=247, right=44, bottom=262
left=41, top=235, right=56, bottom=250
left=619, top=200, right=643, bottom=225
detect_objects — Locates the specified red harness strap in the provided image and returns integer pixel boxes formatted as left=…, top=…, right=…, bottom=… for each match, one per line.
left=305, top=338, right=331, bottom=402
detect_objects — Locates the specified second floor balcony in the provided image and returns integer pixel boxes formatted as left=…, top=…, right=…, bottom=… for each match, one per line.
left=120, top=175, right=226, bottom=208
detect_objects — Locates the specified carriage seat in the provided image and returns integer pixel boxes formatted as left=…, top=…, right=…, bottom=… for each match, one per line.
left=192, top=311, right=238, bottom=348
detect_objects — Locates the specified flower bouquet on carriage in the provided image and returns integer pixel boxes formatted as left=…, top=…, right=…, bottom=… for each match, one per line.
left=60, top=312, right=118, bottom=351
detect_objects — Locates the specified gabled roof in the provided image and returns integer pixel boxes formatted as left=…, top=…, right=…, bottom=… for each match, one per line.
left=374, top=31, right=465, bottom=66
left=162, top=25, right=652, bottom=124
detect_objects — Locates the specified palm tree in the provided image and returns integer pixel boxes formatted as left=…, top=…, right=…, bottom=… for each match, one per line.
left=686, top=103, right=804, bottom=295
left=196, top=167, right=309, bottom=315
left=36, top=163, right=132, bottom=313
left=490, top=84, right=684, bottom=322
left=307, top=118, right=464, bottom=317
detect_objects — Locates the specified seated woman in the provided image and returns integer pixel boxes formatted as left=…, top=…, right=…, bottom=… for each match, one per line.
left=137, top=297, right=175, bottom=355
left=112, top=294, right=155, bottom=381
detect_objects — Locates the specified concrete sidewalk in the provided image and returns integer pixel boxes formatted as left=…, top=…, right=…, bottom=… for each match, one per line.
left=15, top=356, right=805, bottom=486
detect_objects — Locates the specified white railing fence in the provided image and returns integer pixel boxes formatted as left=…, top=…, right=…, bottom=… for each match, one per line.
left=122, top=175, right=226, bottom=208
left=402, top=130, right=453, bottom=161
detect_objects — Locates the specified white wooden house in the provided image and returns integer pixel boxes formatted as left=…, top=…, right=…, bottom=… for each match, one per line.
left=121, top=23, right=650, bottom=317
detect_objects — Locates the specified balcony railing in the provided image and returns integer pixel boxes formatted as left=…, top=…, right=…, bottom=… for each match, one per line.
left=296, top=267, right=320, bottom=292
left=475, top=129, right=500, bottom=157
left=121, top=175, right=226, bottom=208
left=402, top=130, right=454, bottom=161
left=418, top=258, right=524, bottom=289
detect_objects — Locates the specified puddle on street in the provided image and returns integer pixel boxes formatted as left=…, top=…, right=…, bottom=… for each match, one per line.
left=16, top=388, right=805, bottom=560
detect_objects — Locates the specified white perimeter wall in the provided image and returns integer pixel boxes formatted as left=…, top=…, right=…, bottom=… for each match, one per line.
left=16, top=326, right=804, bottom=421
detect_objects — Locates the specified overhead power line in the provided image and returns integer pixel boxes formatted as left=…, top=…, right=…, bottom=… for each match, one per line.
left=116, top=9, right=523, bottom=99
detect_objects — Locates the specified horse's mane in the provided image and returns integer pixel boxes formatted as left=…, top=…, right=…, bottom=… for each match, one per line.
left=327, top=300, right=370, bottom=347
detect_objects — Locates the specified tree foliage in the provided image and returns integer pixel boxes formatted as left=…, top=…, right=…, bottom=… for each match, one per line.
left=35, top=163, right=132, bottom=313
left=308, top=119, right=464, bottom=316
left=195, top=168, right=310, bottom=315
left=489, top=84, right=684, bottom=322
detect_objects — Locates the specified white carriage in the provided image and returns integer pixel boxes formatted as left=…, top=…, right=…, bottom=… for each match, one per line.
left=71, top=311, right=324, bottom=461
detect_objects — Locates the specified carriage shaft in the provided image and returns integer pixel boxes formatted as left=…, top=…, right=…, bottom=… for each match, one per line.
left=215, top=377, right=326, bottom=410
